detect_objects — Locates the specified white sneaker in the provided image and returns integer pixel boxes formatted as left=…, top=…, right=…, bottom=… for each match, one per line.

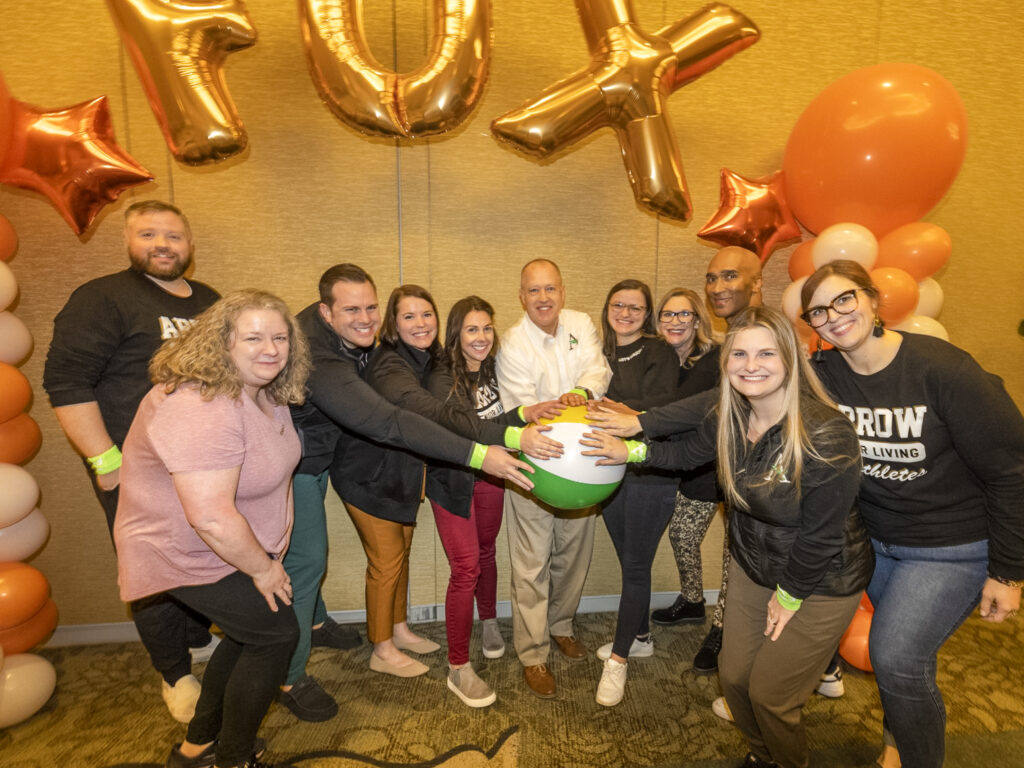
left=447, top=664, right=496, bottom=708
left=712, top=696, right=734, bottom=722
left=816, top=663, right=845, bottom=698
left=162, top=674, right=201, bottom=723
left=481, top=618, right=505, bottom=659
left=596, top=658, right=628, bottom=707
left=189, top=634, right=220, bottom=664
left=596, top=636, right=653, bottom=661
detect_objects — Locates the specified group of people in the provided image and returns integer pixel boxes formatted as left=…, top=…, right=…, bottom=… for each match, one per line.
left=42, top=201, right=1023, bottom=768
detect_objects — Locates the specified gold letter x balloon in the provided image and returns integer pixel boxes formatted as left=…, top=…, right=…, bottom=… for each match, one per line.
left=492, top=2, right=759, bottom=222
left=105, top=0, right=257, bottom=165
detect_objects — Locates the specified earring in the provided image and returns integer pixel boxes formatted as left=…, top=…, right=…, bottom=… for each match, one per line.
left=813, top=336, right=824, bottom=362
left=872, top=315, right=884, bottom=338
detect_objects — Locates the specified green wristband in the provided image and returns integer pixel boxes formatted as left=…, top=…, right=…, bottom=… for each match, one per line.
left=517, top=405, right=527, bottom=422
left=570, top=387, right=592, bottom=400
left=624, top=440, right=647, bottom=463
left=776, top=585, right=803, bottom=611
left=468, top=442, right=488, bottom=470
left=505, top=427, right=523, bottom=451
left=88, top=444, right=122, bottom=475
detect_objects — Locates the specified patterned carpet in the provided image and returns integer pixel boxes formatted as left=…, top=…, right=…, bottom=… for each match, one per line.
left=3, top=610, right=1023, bottom=768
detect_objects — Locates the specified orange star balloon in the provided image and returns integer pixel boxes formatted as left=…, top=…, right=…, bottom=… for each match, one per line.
left=491, top=1, right=759, bottom=222
left=0, top=96, right=152, bottom=235
left=698, top=168, right=801, bottom=261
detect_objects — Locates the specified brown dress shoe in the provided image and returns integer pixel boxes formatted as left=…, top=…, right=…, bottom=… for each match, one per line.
left=523, top=664, right=556, bottom=698
left=551, top=634, right=587, bottom=661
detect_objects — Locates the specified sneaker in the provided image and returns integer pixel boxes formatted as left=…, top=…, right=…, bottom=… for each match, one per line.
left=596, top=636, right=653, bottom=660
left=162, top=674, right=201, bottom=723
left=189, top=635, right=221, bottom=664
left=692, top=624, right=723, bottom=674
left=166, top=742, right=215, bottom=768
left=712, top=695, right=734, bottom=722
left=651, top=595, right=706, bottom=625
left=447, top=664, right=496, bottom=708
left=310, top=616, right=362, bottom=650
left=595, top=658, right=628, bottom=707
left=816, top=662, right=845, bottom=698
left=278, top=675, right=338, bottom=722
left=481, top=618, right=505, bottom=659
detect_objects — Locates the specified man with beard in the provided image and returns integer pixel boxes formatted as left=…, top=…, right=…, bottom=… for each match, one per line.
left=44, top=200, right=221, bottom=723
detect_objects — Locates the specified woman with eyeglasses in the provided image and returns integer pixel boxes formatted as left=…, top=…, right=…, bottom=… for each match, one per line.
left=801, top=260, right=1024, bottom=768
left=592, top=279, right=680, bottom=706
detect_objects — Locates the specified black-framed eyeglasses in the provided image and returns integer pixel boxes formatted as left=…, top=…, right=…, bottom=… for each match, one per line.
left=610, top=302, right=647, bottom=316
left=659, top=309, right=695, bottom=322
left=801, top=289, right=863, bottom=328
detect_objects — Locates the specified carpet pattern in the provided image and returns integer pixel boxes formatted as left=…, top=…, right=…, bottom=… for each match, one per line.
left=3, top=611, right=1023, bottom=767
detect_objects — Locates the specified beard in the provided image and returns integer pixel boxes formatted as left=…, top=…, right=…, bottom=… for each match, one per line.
left=129, top=247, right=193, bottom=281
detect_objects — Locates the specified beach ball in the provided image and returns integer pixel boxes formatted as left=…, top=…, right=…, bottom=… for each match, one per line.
left=520, top=406, right=626, bottom=510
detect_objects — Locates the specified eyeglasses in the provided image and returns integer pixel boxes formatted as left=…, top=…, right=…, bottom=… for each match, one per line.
left=659, top=309, right=695, bottom=322
left=801, top=289, right=863, bottom=328
left=610, top=302, right=647, bottom=316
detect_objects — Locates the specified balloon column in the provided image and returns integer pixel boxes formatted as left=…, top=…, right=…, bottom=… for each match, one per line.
left=0, top=215, right=58, bottom=729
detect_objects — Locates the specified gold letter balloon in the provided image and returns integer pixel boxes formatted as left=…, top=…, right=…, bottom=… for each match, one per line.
left=300, top=0, right=492, bottom=138
left=105, top=0, right=258, bottom=165
left=491, top=1, right=759, bottom=222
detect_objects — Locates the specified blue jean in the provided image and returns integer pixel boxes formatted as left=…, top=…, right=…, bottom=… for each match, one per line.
left=867, top=538, right=988, bottom=768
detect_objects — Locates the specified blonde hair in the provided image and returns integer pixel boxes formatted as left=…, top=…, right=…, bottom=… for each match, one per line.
left=149, top=289, right=310, bottom=405
left=656, top=286, right=719, bottom=367
left=716, top=306, right=852, bottom=510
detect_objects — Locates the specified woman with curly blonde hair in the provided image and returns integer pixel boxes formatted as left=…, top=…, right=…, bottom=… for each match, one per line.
left=115, top=289, right=310, bottom=768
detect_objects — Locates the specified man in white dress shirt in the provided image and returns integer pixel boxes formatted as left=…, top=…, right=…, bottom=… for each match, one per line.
left=496, top=259, right=611, bottom=698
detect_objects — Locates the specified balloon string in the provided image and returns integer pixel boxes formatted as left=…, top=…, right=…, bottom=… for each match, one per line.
left=392, top=0, right=403, bottom=282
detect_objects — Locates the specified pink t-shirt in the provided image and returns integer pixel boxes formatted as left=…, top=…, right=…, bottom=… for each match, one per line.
left=115, top=384, right=300, bottom=601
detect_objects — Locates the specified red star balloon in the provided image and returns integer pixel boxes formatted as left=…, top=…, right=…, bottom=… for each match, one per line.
left=0, top=95, right=152, bottom=235
left=491, top=1, right=760, bottom=222
left=698, top=168, right=801, bottom=261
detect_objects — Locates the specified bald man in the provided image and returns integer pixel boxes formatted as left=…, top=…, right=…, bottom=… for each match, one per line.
left=705, top=246, right=763, bottom=321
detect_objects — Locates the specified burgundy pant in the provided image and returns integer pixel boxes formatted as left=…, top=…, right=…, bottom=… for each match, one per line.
left=430, top=478, right=504, bottom=665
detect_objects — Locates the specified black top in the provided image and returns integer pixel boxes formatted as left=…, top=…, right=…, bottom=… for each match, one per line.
left=673, top=345, right=722, bottom=502
left=639, top=390, right=872, bottom=598
left=43, top=269, right=220, bottom=446
left=813, top=332, right=1024, bottom=581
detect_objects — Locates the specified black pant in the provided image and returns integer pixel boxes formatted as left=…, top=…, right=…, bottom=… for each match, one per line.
left=601, top=477, right=678, bottom=657
left=171, top=570, right=299, bottom=768
left=93, top=475, right=212, bottom=684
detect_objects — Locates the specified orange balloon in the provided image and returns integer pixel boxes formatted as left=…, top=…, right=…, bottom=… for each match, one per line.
left=787, top=240, right=815, bottom=281
left=0, top=74, right=11, bottom=169
left=858, top=591, right=874, bottom=613
left=0, top=215, right=16, bottom=262
left=0, top=562, right=49, bottom=629
left=783, top=64, right=966, bottom=238
left=0, top=413, right=42, bottom=464
left=876, top=222, right=952, bottom=280
left=0, top=598, right=57, bottom=655
left=871, top=267, right=919, bottom=327
left=0, top=362, right=31, bottom=422
left=839, top=608, right=873, bottom=672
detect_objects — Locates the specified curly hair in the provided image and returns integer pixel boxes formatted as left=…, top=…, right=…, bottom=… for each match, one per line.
left=444, top=296, right=498, bottom=403
left=149, top=289, right=310, bottom=405
left=656, top=287, right=719, bottom=367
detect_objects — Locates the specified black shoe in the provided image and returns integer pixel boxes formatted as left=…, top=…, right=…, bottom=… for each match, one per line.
left=311, top=617, right=362, bottom=650
left=738, top=752, right=779, bottom=767
left=166, top=739, right=265, bottom=768
left=692, top=624, right=723, bottom=674
left=651, top=595, right=706, bottom=626
left=278, top=675, right=338, bottom=722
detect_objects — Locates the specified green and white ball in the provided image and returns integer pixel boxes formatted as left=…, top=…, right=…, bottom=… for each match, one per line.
left=520, top=406, right=626, bottom=510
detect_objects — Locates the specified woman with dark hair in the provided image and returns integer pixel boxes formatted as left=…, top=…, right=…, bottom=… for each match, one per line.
left=584, top=306, right=872, bottom=768
left=427, top=295, right=562, bottom=707
left=331, top=285, right=561, bottom=683
left=593, top=279, right=680, bottom=706
left=115, top=290, right=311, bottom=768
left=801, top=260, right=1024, bottom=768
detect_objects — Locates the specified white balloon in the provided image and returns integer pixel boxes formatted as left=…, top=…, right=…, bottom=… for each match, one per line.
left=811, top=222, right=879, bottom=271
left=0, top=312, right=32, bottom=365
left=0, top=509, right=49, bottom=562
left=914, top=278, right=944, bottom=318
left=0, top=262, right=16, bottom=312
left=781, top=277, right=808, bottom=323
left=0, top=464, right=39, bottom=528
left=0, top=653, right=56, bottom=728
left=893, top=314, right=949, bottom=341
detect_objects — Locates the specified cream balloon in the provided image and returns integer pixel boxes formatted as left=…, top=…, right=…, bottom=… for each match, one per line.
left=0, top=464, right=39, bottom=528
left=780, top=277, right=808, bottom=324
left=0, top=261, right=16, bottom=311
left=893, top=314, right=949, bottom=341
left=0, top=509, right=49, bottom=563
left=0, top=653, right=56, bottom=728
left=914, top=277, right=944, bottom=319
left=0, top=312, right=32, bottom=364
left=811, top=223, right=878, bottom=270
